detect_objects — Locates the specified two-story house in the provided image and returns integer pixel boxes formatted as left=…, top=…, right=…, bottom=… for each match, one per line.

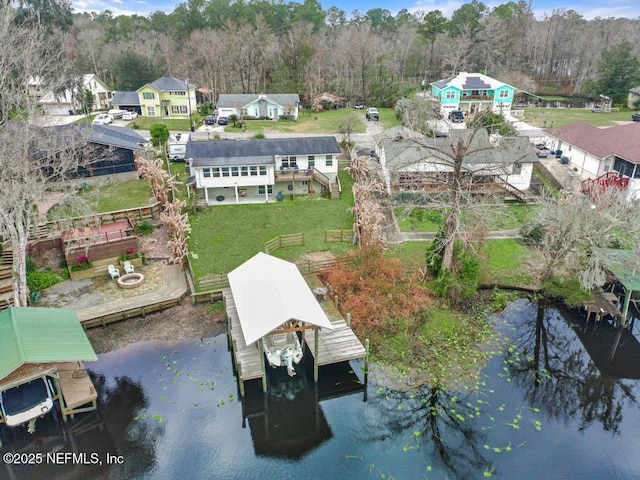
left=185, top=137, right=340, bottom=204
left=137, top=77, right=196, bottom=118
left=37, top=74, right=113, bottom=115
left=216, top=94, right=300, bottom=120
left=543, top=122, right=640, bottom=198
left=430, top=72, right=515, bottom=118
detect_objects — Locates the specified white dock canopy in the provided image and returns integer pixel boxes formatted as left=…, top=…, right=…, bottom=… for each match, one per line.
left=228, top=252, right=334, bottom=346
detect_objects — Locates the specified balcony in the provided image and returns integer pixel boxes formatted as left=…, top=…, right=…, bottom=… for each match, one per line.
left=275, top=167, right=313, bottom=182
left=461, top=94, right=493, bottom=101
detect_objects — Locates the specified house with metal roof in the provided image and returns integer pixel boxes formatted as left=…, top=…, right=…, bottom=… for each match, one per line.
left=216, top=94, right=300, bottom=121
left=185, top=136, right=341, bottom=204
left=0, top=307, right=98, bottom=429
left=430, top=72, right=515, bottom=118
left=375, top=126, right=538, bottom=203
left=543, top=122, right=640, bottom=198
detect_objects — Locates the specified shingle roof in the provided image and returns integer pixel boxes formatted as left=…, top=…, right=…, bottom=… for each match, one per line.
left=112, top=91, right=140, bottom=106
left=216, top=94, right=300, bottom=109
left=431, top=72, right=512, bottom=91
left=544, top=122, right=640, bottom=164
left=378, top=127, right=536, bottom=173
left=44, top=124, right=147, bottom=152
left=186, top=136, right=340, bottom=167
left=142, top=76, right=195, bottom=92
left=0, top=307, right=97, bottom=382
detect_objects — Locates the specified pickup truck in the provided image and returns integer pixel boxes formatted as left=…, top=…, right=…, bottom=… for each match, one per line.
left=365, top=107, right=379, bottom=121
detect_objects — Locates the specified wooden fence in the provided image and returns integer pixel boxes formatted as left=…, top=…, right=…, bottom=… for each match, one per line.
left=264, top=232, right=304, bottom=253
left=31, top=203, right=162, bottom=240
left=325, top=229, right=354, bottom=243
left=295, top=257, right=343, bottom=275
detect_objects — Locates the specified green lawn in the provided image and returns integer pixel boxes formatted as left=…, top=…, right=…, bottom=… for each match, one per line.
left=517, top=107, right=636, bottom=128
left=188, top=166, right=355, bottom=276
left=396, top=204, right=540, bottom=232
left=479, top=238, right=534, bottom=286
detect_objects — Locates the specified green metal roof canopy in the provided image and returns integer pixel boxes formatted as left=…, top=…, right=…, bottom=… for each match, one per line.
left=595, top=248, right=640, bottom=291
left=0, top=307, right=97, bottom=381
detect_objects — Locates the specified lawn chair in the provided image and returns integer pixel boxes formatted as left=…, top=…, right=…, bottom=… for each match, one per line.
left=108, top=264, right=120, bottom=279
left=123, top=260, right=135, bottom=274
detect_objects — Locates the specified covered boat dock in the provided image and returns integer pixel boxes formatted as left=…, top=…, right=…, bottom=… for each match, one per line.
left=0, top=307, right=98, bottom=427
left=225, top=252, right=367, bottom=396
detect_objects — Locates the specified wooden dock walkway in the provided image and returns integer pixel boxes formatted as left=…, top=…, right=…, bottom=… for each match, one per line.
left=77, top=264, right=188, bottom=328
left=304, top=299, right=366, bottom=366
left=222, top=288, right=264, bottom=382
left=54, top=362, right=98, bottom=420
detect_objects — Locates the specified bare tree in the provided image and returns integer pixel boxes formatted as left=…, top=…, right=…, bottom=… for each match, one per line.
left=0, top=10, right=93, bottom=306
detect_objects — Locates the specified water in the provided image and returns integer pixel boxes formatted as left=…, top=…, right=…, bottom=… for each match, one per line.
left=3, top=299, right=640, bottom=479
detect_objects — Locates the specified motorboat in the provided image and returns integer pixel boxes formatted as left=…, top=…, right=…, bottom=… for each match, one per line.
left=0, top=376, right=55, bottom=432
left=262, top=332, right=304, bottom=377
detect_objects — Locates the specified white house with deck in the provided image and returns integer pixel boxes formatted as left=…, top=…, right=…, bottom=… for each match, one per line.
left=185, top=136, right=341, bottom=204
left=543, top=122, right=640, bottom=198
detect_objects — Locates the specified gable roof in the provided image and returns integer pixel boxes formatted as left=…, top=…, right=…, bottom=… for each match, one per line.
left=431, top=72, right=513, bottom=91
left=0, top=307, right=97, bottom=382
left=630, top=86, right=640, bottom=96
left=228, top=252, right=334, bottom=346
left=187, top=136, right=340, bottom=167
left=378, top=127, right=537, bottom=173
left=544, top=122, right=640, bottom=164
left=140, top=76, right=196, bottom=92
left=217, top=94, right=300, bottom=109
left=112, top=91, right=140, bottom=106
left=38, top=74, right=112, bottom=105
left=51, top=124, right=147, bottom=152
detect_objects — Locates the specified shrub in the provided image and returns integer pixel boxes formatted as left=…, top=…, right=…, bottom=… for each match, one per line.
left=27, top=269, right=63, bottom=292
left=253, top=131, right=265, bottom=139
left=134, top=220, right=153, bottom=235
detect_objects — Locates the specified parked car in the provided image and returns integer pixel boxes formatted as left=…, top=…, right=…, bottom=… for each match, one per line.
left=217, top=116, right=228, bottom=126
left=449, top=110, right=464, bottom=123
left=632, top=113, right=640, bottom=122
left=204, top=115, right=216, bottom=125
left=122, top=111, right=138, bottom=121
left=365, top=107, right=379, bottom=121
left=92, top=114, right=113, bottom=125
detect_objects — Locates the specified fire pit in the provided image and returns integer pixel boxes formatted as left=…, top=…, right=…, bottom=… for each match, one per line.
left=117, top=272, right=145, bottom=289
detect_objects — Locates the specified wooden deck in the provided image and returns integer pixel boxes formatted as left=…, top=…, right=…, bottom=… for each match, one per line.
left=223, top=288, right=264, bottom=382
left=584, top=290, right=621, bottom=326
left=304, top=299, right=366, bottom=366
left=54, top=362, right=98, bottom=420
left=77, top=264, right=188, bottom=328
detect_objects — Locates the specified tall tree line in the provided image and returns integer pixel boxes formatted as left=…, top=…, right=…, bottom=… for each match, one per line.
left=28, top=0, right=640, bottom=105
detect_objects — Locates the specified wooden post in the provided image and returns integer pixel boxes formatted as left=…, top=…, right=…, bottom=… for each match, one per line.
left=346, top=312, right=351, bottom=327
left=334, top=294, right=339, bottom=309
left=621, top=289, right=632, bottom=327
left=237, top=362, right=245, bottom=397
left=314, top=328, right=319, bottom=382
left=258, top=340, right=267, bottom=393
left=53, top=375, right=67, bottom=422
left=364, top=338, right=370, bottom=374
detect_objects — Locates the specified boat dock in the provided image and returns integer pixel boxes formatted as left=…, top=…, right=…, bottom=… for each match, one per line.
left=584, top=289, right=621, bottom=328
left=224, top=286, right=368, bottom=397
left=53, top=362, right=98, bottom=421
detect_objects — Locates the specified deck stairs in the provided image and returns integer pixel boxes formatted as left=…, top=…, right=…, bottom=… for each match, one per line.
left=0, top=242, right=14, bottom=311
left=312, top=168, right=341, bottom=199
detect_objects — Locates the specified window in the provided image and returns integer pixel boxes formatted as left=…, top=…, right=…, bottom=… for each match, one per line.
left=499, top=89, right=509, bottom=98
left=221, top=167, right=230, bottom=177
left=143, top=92, right=155, bottom=100
left=203, top=168, right=211, bottom=178
left=240, top=108, right=248, bottom=116
left=212, top=168, right=220, bottom=177
left=171, top=106, right=180, bottom=114
left=146, top=106, right=156, bottom=116
left=308, top=156, right=315, bottom=167
left=259, top=166, right=267, bottom=176
left=445, top=90, right=456, bottom=99
left=180, top=105, right=188, bottom=114
left=231, top=167, right=239, bottom=177
left=169, top=91, right=186, bottom=96
left=241, top=166, right=249, bottom=176
left=250, top=166, right=258, bottom=176
left=325, top=155, right=333, bottom=167
left=258, top=185, right=273, bottom=194
left=282, top=156, right=297, bottom=167
left=302, top=180, right=308, bottom=186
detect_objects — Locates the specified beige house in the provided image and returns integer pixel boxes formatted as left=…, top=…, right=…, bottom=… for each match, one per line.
left=38, top=74, right=113, bottom=115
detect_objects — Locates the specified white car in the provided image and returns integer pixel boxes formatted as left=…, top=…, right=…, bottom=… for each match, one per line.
left=122, top=111, right=138, bottom=121
left=92, top=114, right=113, bottom=125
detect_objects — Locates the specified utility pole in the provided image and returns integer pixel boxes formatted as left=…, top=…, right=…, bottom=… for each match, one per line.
left=185, top=78, right=194, bottom=132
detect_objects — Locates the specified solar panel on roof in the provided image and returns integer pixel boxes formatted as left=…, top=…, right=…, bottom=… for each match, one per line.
left=462, top=77, right=492, bottom=89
